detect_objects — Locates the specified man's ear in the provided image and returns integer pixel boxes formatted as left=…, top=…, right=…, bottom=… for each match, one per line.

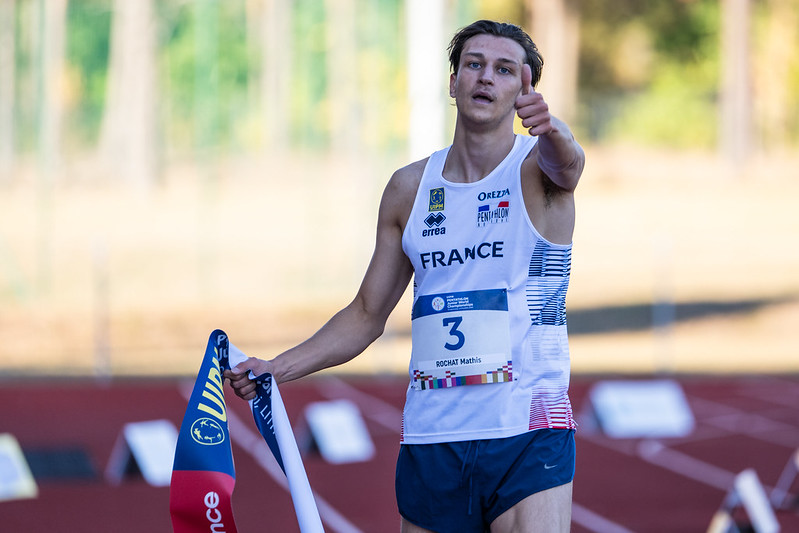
left=449, top=72, right=457, bottom=98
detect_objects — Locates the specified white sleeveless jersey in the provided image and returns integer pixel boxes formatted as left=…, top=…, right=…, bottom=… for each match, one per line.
left=400, top=134, right=576, bottom=444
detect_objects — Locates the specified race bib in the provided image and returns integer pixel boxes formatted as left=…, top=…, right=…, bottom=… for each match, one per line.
left=410, top=288, right=513, bottom=390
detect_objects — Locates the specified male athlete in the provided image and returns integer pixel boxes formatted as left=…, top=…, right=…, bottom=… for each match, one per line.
left=226, top=20, right=585, bottom=532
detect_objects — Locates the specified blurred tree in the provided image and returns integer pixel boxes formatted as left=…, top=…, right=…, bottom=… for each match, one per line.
left=0, top=0, right=16, bottom=183
left=0, top=0, right=14, bottom=180
left=259, top=0, right=292, bottom=152
left=65, top=1, right=111, bottom=149
left=324, top=0, right=359, bottom=154
left=34, top=0, right=66, bottom=294
left=579, top=0, right=720, bottom=148
left=753, top=0, right=799, bottom=150
left=719, top=0, right=752, bottom=163
left=193, top=0, right=218, bottom=154
left=528, top=0, right=580, bottom=123
left=406, top=0, right=446, bottom=160
left=99, top=0, right=159, bottom=189
left=37, top=0, right=66, bottom=176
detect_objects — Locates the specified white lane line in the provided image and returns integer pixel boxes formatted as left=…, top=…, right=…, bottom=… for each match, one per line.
left=579, top=431, right=739, bottom=493
left=178, top=380, right=363, bottom=533
left=689, top=395, right=799, bottom=448
left=572, top=503, right=637, bottom=533
left=315, top=376, right=403, bottom=432
left=319, top=376, right=635, bottom=533
left=636, top=439, right=736, bottom=491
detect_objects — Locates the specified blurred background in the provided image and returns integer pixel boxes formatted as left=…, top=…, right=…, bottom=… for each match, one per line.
left=2, top=1, right=799, bottom=531
left=0, top=0, right=798, bottom=377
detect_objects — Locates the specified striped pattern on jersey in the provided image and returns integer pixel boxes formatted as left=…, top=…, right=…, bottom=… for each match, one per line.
left=526, top=241, right=571, bottom=326
left=526, top=241, right=576, bottom=430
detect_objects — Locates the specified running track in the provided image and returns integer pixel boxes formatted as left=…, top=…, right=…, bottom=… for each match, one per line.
left=1, top=375, right=798, bottom=532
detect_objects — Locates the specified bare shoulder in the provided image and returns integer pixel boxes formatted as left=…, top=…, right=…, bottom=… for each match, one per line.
left=380, top=158, right=427, bottom=230
left=387, top=158, right=427, bottom=197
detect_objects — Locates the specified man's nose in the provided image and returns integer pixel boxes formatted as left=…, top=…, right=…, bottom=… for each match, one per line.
left=478, top=68, right=494, bottom=84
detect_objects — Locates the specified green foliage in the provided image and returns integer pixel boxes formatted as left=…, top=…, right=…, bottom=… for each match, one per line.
left=65, top=0, right=111, bottom=146
left=605, top=65, right=718, bottom=148
left=12, top=0, right=799, bottom=156
left=579, top=0, right=721, bottom=148
left=159, top=0, right=253, bottom=151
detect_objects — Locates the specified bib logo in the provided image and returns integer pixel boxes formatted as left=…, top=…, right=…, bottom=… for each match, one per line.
left=428, top=188, right=444, bottom=211
left=191, top=417, right=225, bottom=446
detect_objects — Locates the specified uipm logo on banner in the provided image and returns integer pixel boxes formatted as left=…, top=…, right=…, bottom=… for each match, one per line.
left=170, top=330, right=238, bottom=533
left=170, top=329, right=324, bottom=533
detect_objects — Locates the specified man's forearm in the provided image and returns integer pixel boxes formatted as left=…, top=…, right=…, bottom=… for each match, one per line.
left=270, top=303, right=385, bottom=384
left=537, top=117, right=584, bottom=191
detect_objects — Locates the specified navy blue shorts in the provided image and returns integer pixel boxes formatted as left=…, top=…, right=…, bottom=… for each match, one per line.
left=395, top=429, right=575, bottom=533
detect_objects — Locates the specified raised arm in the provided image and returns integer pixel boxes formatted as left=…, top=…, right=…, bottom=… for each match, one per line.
left=514, top=64, right=585, bottom=192
left=224, top=164, right=421, bottom=399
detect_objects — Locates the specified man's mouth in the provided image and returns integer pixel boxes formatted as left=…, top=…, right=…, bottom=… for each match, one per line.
left=472, top=92, right=494, bottom=103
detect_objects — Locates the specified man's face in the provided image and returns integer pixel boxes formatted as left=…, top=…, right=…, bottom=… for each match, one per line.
left=449, top=34, right=526, bottom=127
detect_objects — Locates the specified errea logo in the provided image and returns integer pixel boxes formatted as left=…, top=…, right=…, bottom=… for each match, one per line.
left=422, top=212, right=446, bottom=237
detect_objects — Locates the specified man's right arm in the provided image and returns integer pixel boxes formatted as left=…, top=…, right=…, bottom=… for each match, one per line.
left=225, top=162, right=423, bottom=399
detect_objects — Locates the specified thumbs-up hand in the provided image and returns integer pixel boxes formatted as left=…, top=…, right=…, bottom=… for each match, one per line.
left=515, top=63, right=555, bottom=136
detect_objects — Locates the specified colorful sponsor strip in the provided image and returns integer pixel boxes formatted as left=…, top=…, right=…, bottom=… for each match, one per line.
left=413, top=362, right=513, bottom=390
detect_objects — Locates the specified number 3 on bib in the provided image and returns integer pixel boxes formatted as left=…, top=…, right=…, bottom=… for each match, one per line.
left=410, top=289, right=513, bottom=390
left=443, top=316, right=465, bottom=351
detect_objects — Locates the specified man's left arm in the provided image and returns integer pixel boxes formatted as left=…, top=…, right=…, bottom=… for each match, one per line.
left=535, top=117, right=584, bottom=192
left=515, top=64, right=585, bottom=192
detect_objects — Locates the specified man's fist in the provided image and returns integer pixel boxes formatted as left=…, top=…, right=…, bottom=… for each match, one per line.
left=515, top=63, right=556, bottom=136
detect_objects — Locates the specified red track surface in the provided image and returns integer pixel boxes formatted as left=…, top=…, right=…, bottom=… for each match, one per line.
left=1, top=375, right=798, bottom=532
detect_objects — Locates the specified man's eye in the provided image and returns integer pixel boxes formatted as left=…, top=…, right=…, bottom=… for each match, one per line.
left=499, top=67, right=510, bottom=74
left=468, top=62, right=480, bottom=69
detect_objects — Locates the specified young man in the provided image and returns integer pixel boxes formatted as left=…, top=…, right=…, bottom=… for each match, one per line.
left=225, top=19, right=585, bottom=533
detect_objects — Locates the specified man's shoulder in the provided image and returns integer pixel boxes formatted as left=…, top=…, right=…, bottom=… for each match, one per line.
left=388, top=157, right=428, bottom=196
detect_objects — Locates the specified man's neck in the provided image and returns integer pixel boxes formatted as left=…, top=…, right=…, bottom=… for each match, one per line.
left=443, top=123, right=517, bottom=184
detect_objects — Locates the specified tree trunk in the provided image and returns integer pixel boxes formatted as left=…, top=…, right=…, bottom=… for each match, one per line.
left=406, top=0, right=446, bottom=160
left=719, top=0, right=752, bottom=162
left=324, top=0, right=358, bottom=154
left=0, top=0, right=14, bottom=181
left=261, top=0, right=292, bottom=152
left=754, top=0, right=797, bottom=151
left=100, top=0, right=159, bottom=190
left=528, top=0, right=580, bottom=124
left=38, top=0, right=66, bottom=177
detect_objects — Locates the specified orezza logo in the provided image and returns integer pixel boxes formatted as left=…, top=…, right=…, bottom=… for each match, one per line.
left=477, top=188, right=510, bottom=202
left=477, top=200, right=510, bottom=227
left=190, top=417, right=226, bottom=446
left=429, top=188, right=445, bottom=211
left=423, top=212, right=446, bottom=237
left=420, top=241, right=504, bottom=269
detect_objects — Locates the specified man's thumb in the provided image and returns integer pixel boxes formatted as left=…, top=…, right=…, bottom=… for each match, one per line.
left=232, top=359, right=253, bottom=374
left=521, top=63, right=532, bottom=96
